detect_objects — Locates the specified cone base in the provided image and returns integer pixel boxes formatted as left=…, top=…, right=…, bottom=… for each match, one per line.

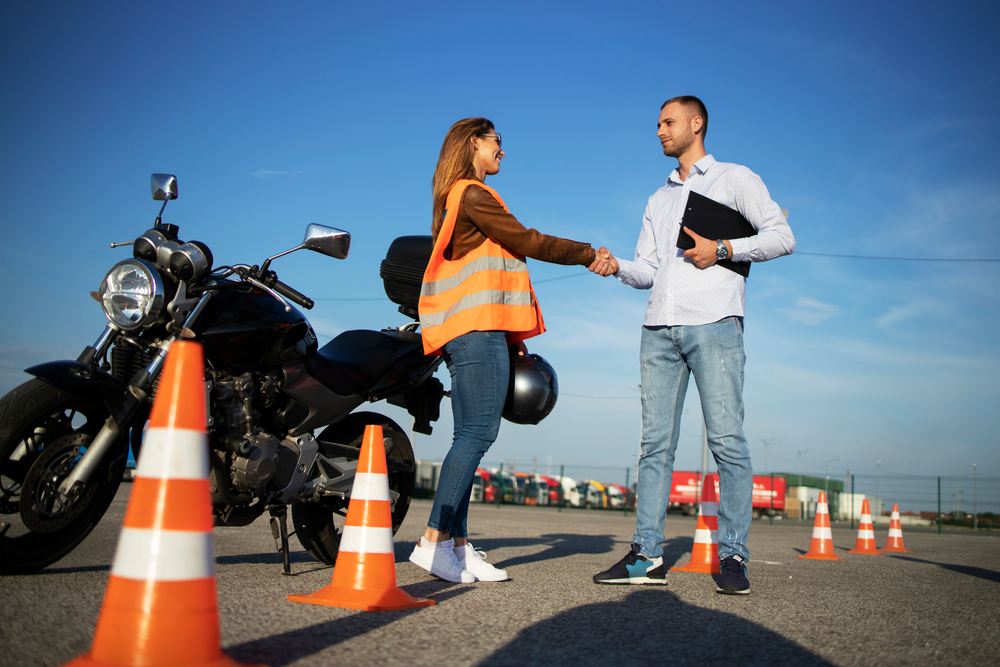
left=799, top=551, right=845, bottom=561
left=882, top=546, right=911, bottom=553
left=64, top=652, right=264, bottom=667
left=670, top=559, right=721, bottom=574
left=288, top=585, right=435, bottom=612
left=846, top=545, right=882, bottom=555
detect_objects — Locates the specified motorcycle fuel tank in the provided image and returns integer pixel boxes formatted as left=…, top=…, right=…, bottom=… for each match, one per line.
left=196, top=287, right=318, bottom=370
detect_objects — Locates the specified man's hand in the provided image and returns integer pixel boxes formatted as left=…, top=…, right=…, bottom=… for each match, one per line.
left=682, top=228, right=730, bottom=269
left=588, top=247, right=619, bottom=276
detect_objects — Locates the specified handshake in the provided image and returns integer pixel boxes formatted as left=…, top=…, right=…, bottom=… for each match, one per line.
left=588, top=247, right=619, bottom=277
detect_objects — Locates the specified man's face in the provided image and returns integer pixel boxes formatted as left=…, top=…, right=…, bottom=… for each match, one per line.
left=657, top=102, right=698, bottom=158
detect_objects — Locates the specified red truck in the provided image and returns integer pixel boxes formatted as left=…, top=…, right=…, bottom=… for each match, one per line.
left=474, top=467, right=501, bottom=504
left=668, top=471, right=786, bottom=517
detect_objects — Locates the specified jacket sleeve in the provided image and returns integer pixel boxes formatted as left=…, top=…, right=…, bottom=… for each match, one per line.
left=463, top=186, right=597, bottom=266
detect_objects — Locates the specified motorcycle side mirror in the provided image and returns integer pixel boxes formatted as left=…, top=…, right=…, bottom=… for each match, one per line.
left=302, top=224, right=350, bottom=260
left=151, top=174, right=178, bottom=229
left=151, top=174, right=178, bottom=201
left=257, top=225, right=351, bottom=277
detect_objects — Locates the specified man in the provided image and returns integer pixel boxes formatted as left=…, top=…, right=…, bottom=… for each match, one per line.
left=591, top=96, right=795, bottom=595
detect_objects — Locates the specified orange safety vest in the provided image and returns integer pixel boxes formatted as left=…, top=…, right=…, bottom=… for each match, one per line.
left=419, top=180, right=545, bottom=356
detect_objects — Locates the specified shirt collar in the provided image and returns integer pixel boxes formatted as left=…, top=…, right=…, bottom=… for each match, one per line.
left=667, top=154, right=716, bottom=185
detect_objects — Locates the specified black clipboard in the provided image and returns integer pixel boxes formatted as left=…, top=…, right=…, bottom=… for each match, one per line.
left=676, top=190, right=757, bottom=277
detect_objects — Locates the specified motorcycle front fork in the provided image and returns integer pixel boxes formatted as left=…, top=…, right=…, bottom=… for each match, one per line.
left=57, top=339, right=173, bottom=498
left=57, top=293, right=213, bottom=500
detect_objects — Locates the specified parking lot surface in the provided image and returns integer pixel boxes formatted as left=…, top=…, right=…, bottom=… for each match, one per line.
left=2, top=487, right=999, bottom=666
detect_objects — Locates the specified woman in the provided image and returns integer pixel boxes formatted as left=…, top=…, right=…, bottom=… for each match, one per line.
left=409, top=117, right=609, bottom=582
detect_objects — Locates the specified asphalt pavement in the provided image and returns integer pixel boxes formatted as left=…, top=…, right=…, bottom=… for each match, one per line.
left=2, top=485, right=999, bottom=667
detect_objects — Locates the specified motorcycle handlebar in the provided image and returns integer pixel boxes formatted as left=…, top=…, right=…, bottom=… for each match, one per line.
left=271, top=279, right=314, bottom=310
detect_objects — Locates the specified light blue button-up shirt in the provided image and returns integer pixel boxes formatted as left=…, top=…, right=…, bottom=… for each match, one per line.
left=615, top=155, right=796, bottom=326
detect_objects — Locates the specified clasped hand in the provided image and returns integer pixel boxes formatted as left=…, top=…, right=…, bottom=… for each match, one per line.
left=588, top=227, right=726, bottom=277
left=588, top=247, right=619, bottom=277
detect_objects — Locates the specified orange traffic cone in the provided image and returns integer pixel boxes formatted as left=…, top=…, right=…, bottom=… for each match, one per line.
left=671, top=474, right=721, bottom=574
left=288, top=424, right=434, bottom=611
left=846, top=499, right=882, bottom=555
left=882, top=503, right=911, bottom=553
left=65, top=341, right=261, bottom=667
left=799, top=491, right=844, bottom=561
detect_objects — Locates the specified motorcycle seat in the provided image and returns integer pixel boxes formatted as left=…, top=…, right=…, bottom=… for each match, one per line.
left=306, top=329, right=423, bottom=396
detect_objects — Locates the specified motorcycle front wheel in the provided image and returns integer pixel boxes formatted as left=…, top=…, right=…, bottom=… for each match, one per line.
left=293, top=412, right=415, bottom=566
left=0, top=379, right=128, bottom=575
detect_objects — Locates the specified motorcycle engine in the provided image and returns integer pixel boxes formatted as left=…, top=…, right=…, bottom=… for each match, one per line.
left=230, top=432, right=280, bottom=492
left=210, top=371, right=282, bottom=494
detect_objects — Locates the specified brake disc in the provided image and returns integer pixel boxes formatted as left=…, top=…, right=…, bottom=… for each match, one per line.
left=20, top=433, right=101, bottom=533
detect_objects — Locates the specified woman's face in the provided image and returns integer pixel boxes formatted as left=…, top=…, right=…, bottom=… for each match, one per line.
left=471, top=130, right=504, bottom=179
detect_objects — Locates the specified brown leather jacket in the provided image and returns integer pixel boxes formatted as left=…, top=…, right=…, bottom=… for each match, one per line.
left=442, top=183, right=597, bottom=266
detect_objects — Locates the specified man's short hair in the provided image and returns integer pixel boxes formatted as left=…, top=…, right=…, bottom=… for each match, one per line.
left=661, top=96, right=708, bottom=139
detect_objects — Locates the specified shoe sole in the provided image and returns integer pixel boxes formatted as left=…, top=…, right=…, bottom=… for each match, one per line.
left=593, top=576, right=668, bottom=585
left=408, top=553, right=476, bottom=583
left=460, top=563, right=509, bottom=582
left=715, top=585, right=750, bottom=595
left=456, top=555, right=509, bottom=581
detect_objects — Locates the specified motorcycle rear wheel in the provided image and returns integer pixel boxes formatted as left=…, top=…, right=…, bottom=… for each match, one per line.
left=0, top=379, right=128, bottom=575
left=293, top=412, right=415, bottom=566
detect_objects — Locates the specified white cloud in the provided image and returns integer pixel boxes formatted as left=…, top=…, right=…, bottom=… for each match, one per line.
left=779, top=297, right=840, bottom=326
left=876, top=299, right=938, bottom=330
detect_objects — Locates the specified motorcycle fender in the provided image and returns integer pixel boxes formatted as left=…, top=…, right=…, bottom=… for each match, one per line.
left=25, top=361, right=128, bottom=411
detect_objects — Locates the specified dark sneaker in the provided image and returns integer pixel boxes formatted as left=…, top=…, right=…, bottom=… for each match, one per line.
left=716, top=555, right=750, bottom=595
left=593, top=543, right=667, bottom=585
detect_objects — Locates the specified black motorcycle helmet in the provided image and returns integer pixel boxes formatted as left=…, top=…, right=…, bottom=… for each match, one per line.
left=503, top=342, right=559, bottom=425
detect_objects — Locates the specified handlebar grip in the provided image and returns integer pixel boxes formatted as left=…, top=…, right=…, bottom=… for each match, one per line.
left=272, top=280, right=314, bottom=310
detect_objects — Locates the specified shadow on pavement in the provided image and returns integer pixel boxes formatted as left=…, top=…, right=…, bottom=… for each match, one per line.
left=660, top=536, right=696, bottom=568
left=396, top=533, right=621, bottom=570
left=217, top=550, right=335, bottom=576
left=31, top=564, right=111, bottom=575
left=395, top=534, right=697, bottom=572
left=888, top=554, right=1000, bottom=584
left=225, top=585, right=472, bottom=666
left=477, top=588, right=833, bottom=667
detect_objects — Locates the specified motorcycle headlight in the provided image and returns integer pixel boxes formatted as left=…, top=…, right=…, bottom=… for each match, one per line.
left=98, top=259, right=165, bottom=330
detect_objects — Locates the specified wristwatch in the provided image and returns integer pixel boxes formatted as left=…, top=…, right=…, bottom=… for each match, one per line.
left=716, top=239, right=728, bottom=261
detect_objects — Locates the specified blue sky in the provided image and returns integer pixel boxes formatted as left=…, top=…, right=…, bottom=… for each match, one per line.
left=1, top=1, right=998, bottom=482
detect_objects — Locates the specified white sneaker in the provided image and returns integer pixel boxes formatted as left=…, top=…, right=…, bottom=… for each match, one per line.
left=455, top=543, right=508, bottom=581
left=409, top=538, right=476, bottom=583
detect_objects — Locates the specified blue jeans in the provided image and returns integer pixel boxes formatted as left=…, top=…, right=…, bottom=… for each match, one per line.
left=427, top=331, right=509, bottom=538
left=633, top=317, right=753, bottom=561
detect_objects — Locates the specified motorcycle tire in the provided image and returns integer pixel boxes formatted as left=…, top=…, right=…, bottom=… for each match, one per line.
left=0, top=379, right=129, bottom=575
left=293, top=412, right=415, bottom=566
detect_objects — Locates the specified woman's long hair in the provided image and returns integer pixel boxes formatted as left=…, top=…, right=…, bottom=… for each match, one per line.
left=431, top=117, right=494, bottom=237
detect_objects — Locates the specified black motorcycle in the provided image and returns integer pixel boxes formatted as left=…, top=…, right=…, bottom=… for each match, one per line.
left=0, top=174, right=444, bottom=575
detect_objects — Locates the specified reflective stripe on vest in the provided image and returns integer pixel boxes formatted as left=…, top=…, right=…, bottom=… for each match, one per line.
left=419, top=180, right=544, bottom=355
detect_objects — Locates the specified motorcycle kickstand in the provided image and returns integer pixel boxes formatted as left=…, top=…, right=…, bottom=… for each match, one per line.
left=268, top=506, right=294, bottom=576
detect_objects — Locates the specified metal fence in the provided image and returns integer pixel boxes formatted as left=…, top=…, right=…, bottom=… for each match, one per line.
left=417, top=459, right=1000, bottom=532
left=847, top=472, right=1000, bottom=532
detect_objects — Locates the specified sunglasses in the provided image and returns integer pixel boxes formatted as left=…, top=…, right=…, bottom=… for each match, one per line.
left=479, top=132, right=502, bottom=149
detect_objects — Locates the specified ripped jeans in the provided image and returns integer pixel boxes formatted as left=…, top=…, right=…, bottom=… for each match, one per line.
left=632, top=317, right=753, bottom=561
